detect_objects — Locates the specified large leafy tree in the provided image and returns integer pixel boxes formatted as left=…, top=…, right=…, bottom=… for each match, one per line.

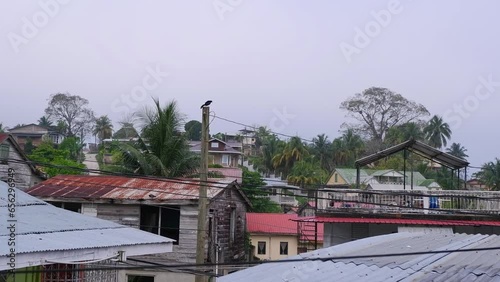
left=241, top=168, right=282, bottom=213
left=118, top=99, right=198, bottom=177
left=340, top=87, right=429, bottom=141
left=476, top=159, right=500, bottom=191
left=93, top=115, right=113, bottom=143
left=424, top=115, right=451, bottom=149
left=44, top=93, right=95, bottom=137
left=38, top=116, right=53, bottom=127
left=446, top=143, right=468, bottom=160
left=184, top=120, right=202, bottom=141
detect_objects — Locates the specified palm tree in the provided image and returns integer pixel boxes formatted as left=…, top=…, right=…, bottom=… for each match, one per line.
left=118, top=99, right=198, bottom=177
left=311, top=134, right=333, bottom=171
left=93, top=116, right=113, bottom=144
left=446, top=143, right=468, bottom=160
left=38, top=116, right=53, bottom=127
left=287, top=160, right=327, bottom=188
left=424, top=115, right=451, bottom=149
left=476, top=159, right=500, bottom=191
left=252, top=135, right=283, bottom=177
left=272, top=136, right=309, bottom=178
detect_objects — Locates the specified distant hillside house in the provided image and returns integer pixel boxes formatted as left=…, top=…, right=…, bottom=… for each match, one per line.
left=327, top=168, right=441, bottom=189
left=189, top=138, right=242, bottom=168
left=0, top=133, right=45, bottom=191
left=8, top=123, right=65, bottom=149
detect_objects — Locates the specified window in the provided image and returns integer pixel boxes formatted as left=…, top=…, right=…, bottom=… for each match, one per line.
left=221, top=154, right=230, bottom=166
left=128, top=275, right=154, bottom=282
left=0, top=144, right=9, bottom=163
left=257, top=241, right=266, bottom=255
left=210, top=142, right=218, bottom=148
left=140, top=205, right=180, bottom=244
left=48, top=202, right=82, bottom=213
left=280, top=242, right=288, bottom=255
left=334, top=173, right=338, bottom=183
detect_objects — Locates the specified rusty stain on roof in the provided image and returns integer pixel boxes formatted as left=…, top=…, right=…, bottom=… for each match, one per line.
left=27, top=175, right=230, bottom=201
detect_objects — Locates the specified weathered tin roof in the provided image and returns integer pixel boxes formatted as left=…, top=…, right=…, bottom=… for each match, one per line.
left=27, top=175, right=230, bottom=201
left=220, top=232, right=500, bottom=282
left=0, top=181, right=173, bottom=270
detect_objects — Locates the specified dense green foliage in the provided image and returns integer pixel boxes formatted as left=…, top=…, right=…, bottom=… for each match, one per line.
left=29, top=141, right=86, bottom=177
left=241, top=168, right=282, bottom=213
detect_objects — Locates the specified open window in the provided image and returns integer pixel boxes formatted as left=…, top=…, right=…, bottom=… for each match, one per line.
left=280, top=242, right=289, bottom=255
left=140, top=205, right=180, bottom=244
left=257, top=241, right=266, bottom=255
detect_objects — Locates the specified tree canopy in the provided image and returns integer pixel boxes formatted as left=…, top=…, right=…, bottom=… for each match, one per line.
left=340, top=87, right=429, bottom=141
left=44, top=93, right=95, bottom=137
left=184, top=120, right=202, bottom=141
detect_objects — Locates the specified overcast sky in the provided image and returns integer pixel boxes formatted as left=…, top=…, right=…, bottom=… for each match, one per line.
left=1, top=0, right=500, bottom=169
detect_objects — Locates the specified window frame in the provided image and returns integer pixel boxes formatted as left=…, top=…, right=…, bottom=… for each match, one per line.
left=280, top=241, right=289, bottom=255
left=257, top=241, right=266, bottom=255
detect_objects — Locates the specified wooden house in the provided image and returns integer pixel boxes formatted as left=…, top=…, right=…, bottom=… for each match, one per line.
left=0, top=133, right=45, bottom=191
left=27, top=175, right=251, bottom=281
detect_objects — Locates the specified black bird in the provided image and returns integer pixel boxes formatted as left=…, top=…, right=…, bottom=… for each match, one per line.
left=200, top=100, right=212, bottom=108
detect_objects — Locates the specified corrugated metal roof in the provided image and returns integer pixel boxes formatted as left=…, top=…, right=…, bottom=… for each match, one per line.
left=219, top=232, right=500, bottom=282
left=247, top=213, right=324, bottom=242
left=295, top=216, right=500, bottom=227
left=0, top=181, right=173, bottom=265
left=27, top=175, right=228, bottom=200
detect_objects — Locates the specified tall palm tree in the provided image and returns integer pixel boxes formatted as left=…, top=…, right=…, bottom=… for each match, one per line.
left=446, top=143, right=469, bottom=160
left=272, top=136, right=309, bottom=178
left=93, top=116, right=113, bottom=144
left=38, top=116, right=53, bottom=127
left=476, top=159, right=500, bottom=191
left=118, top=99, right=198, bottom=177
left=253, top=135, right=283, bottom=177
left=311, top=134, right=333, bottom=171
left=424, top=115, right=451, bottom=149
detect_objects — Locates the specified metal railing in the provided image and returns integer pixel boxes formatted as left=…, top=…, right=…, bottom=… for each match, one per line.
left=319, top=189, right=500, bottom=215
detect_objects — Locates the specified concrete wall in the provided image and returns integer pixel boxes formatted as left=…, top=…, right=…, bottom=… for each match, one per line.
left=250, top=234, right=298, bottom=260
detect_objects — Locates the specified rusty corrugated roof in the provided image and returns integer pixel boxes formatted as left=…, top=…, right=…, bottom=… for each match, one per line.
left=27, top=175, right=229, bottom=201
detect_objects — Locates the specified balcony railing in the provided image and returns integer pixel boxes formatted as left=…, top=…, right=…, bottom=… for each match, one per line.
left=319, top=189, right=500, bottom=215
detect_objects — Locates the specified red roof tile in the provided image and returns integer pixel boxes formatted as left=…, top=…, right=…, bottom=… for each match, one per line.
left=294, top=216, right=500, bottom=227
left=247, top=213, right=324, bottom=242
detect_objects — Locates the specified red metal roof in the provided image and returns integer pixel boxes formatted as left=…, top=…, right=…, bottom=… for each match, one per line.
left=0, top=133, right=8, bottom=144
left=247, top=213, right=324, bottom=242
left=294, top=216, right=500, bottom=227
left=27, top=175, right=229, bottom=201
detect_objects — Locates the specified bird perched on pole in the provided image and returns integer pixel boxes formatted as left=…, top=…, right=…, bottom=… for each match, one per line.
left=200, top=100, right=212, bottom=108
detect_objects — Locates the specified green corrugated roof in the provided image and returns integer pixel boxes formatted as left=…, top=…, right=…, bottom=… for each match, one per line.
left=333, top=168, right=437, bottom=187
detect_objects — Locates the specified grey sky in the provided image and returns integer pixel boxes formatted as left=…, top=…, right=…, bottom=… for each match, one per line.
left=1, top=0, right=500, bottom=169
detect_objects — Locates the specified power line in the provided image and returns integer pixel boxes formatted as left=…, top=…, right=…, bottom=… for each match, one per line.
left=211, top=114, right=314, bottom=143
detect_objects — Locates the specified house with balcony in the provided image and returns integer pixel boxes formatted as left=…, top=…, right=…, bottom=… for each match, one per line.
left=293, top=139, right=500, bottom=250
left=27, top=174, right=252, bottom=281
left=189, top=138, right=242, bottom=167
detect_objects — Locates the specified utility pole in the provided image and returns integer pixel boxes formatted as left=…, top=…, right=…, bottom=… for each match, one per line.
left=196, top=104, right=210, bottom=282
